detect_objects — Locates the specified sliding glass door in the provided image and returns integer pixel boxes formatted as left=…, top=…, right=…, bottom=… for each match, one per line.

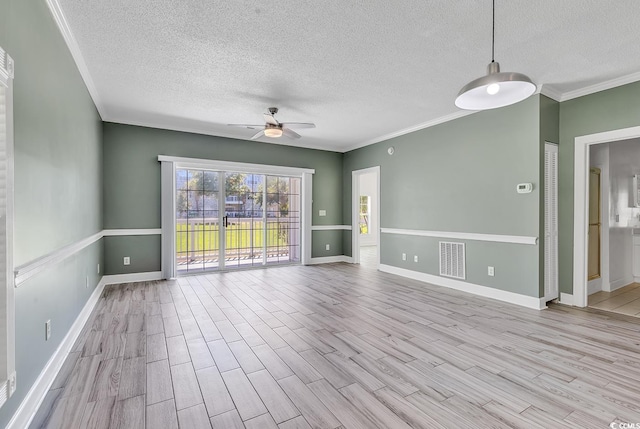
left=176, top=169, right=221, bottom=272
left=176, top=169, right=301, bottom=273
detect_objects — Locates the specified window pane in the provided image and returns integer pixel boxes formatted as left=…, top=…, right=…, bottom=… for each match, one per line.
left=188, top=170, right=204, bottom=190
left=203, top=171, right=218, bottom=191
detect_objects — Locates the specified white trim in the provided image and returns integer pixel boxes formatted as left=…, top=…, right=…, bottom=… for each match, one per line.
left=379, top=264, right=546, bottom=310
left=0, top=47, right=16, bottom=405
left=301, top=173, right=313, bottom=265
left=352, top=167, right=381, bottom=268
left=381, top=228, right=537, bottom=246
left=105, top=116, right=335, bottom=153
left=44, top=0, right=106, bottom=118
left=14, top=231, right=103, bottom=287
left=160, top=161, right=176, bottom=278
left=343, top=111, right=477, bottom=152
left=7, top=277, right=106, bottom=429
left=103, top=228, right=161, bottom=236
left=101, top=271, right=163, bottom=285
left=587, top=278, right=602, bottom=296
left=540, top=85, right=562, bottom=102
left=15, top=229, right=164, bottom=287
left=311, top=225, right=352, bottom=231
left=573, top=126, right=640, bottom=308
left=157, top=155, right=315, bottom=176
left=559, top=293, right=575, bottom=306
left=609, top=277, right=634, bottom=292
left=560, top=71, right=640, bottom=102
left=307, top=256, right=353, bottom=265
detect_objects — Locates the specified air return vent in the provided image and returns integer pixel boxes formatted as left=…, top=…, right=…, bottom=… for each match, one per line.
left=439, top=241, right=466, bottom=280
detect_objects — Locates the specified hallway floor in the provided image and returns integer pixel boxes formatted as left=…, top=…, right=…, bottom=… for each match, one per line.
left=589, top=283, right=640, bottom=317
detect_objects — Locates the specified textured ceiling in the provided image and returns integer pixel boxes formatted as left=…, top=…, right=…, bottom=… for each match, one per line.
left=56, top=0, right=640, bottom=152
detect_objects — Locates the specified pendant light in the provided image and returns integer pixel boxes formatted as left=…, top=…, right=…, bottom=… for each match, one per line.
left=455, top=0, right=536, bottom=110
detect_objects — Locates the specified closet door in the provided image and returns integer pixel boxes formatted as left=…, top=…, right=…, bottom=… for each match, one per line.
left=544, top=143, right=559, bottom=300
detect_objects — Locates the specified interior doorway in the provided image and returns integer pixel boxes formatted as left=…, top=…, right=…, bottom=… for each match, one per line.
left=352, top=166, right=380, bottom=268
left=572, top=126, right=640, bottom=307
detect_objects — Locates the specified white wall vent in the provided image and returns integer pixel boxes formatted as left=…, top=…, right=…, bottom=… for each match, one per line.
left=439, top=241, right=466, bottom=280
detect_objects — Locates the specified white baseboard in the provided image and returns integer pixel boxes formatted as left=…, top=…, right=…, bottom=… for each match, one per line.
left=379, top=264, right=545, bottom=310
left=101, top=271, right=163, bottom=285
left=8, top=278, right=107, bottom=429
left=587, top=278, right=602, bottom=295
left=307, top=256, right=352, bottom=265
left=609, top=277, right=634, bottom=292
left=559, top=292, right=575, bottom=306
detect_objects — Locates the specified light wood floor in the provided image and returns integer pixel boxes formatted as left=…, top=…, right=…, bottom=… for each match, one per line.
left=31, top=263, right=640, bottom=429
left=589, top=283, right=640, bottom=317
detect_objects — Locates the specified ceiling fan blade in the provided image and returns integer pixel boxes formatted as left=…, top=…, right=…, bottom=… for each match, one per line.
left=250, top=130, right=265, bottom=140
left=264, top=113, right=279, bottom=126
left=227, top=124, right=263, bottom=129
left=280, top=122, right=316, bottom=129
left=282, top=128, right=301, bottom=139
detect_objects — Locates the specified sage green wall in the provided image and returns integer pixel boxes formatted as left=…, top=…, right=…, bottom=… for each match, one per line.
left=343, top=96, right=542, bottom=297
left=102, top=123, right=343, bottom=274
left=539, top=96, right=560, bottom=296
left=558, top=81, right=640, bottom=294
left=0, top=0, right=103, bottom=426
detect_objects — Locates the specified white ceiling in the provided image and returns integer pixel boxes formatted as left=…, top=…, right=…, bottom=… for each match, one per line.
left=54, top=0, right=640, bottom=152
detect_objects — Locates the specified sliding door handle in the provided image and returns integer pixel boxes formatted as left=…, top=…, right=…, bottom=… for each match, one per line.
left=223, top=215, right=228, bottom=228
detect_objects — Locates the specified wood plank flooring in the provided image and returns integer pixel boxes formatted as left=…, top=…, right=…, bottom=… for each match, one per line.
left=31, top=263, right=640, bottom=429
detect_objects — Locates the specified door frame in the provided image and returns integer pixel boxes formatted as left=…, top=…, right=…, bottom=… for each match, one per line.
left=573, top=126, right=640, bottom=307
left=158, top=155, right=315, bottom=278
left=351, top=166, right=380, bottom=267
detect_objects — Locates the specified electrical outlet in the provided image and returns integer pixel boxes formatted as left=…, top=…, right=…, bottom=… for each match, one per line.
left=488, top=266, right=495, bottom=276
left=325, top=244, right=330, bottom=251
left=45, top=320, right=51, bottom=341
left=97, top=263, right=100, bottom=274
left=123, top=256, right=130, bottom=266
left=402, top=253, right=407, bottom=261
left=414, top=255, right=418, bottom=263
left=86, top=276, right=89, bottom=288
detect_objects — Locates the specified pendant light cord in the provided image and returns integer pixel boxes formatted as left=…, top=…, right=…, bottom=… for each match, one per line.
left=491, top=0, right=495, bottom=62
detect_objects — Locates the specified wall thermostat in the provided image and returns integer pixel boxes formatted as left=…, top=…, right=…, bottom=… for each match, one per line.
left=517, top=183, right=533, bottom=193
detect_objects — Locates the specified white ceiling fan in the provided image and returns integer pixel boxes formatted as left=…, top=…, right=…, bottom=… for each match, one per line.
left=228, top=107, right=315, bottom=140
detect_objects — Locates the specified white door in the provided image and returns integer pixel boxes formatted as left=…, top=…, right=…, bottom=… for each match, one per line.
left=544, top=143, right=559, bottom=300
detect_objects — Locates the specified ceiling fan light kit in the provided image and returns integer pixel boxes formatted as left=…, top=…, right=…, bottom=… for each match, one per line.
left=455, top=0, right=536, bottom=110
left=264, top=127, right=283, bottom=138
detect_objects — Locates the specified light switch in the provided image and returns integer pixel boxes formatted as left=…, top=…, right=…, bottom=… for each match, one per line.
left=319, top=210, right=326, bottom=217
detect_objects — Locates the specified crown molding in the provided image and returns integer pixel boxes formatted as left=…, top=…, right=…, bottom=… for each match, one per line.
left=559, top=70, right=640, bottom=102
left=342, top=110, right=478, bottom=152
left=41, top=1, right=640, bottom=152
left=539, top=85, right=562, bottom=102
left=45, top=0, right=106, bottom=119
left=104, top=115, right=341, bottom=153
